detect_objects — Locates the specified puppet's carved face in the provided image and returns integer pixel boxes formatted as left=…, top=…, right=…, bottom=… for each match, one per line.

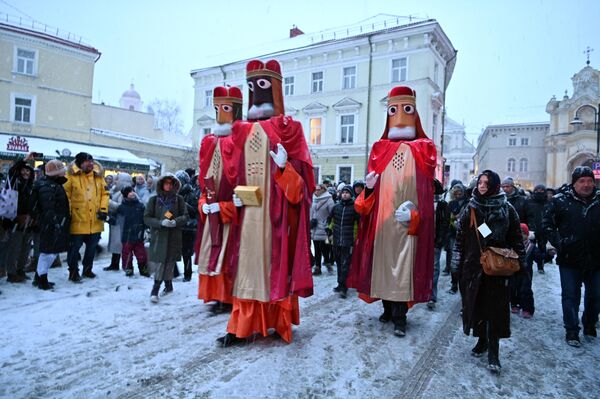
left=212, top=101, right=240, bottom=136
left=247, top=76, right=274, bottom=120
left=387, top=99, right=416, bottom=141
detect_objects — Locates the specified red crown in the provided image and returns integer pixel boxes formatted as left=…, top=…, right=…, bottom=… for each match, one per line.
left=213, top=86, right=243, bottom=104
left=388, top=86, right=416, bottom=98
left=246, top=59, right=282, bottom=80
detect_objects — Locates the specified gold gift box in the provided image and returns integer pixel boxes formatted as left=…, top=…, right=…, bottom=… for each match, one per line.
left=234, top=186, right=262, bottom=206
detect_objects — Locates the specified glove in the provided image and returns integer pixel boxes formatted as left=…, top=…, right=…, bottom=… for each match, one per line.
left=365, top=171, right=379, bottom=189
left=269, top=143, right=288, bottom=169
left=209, top=203, right=220, bottom=213
left=161, top=219, right=176, bottom=228
left=97, top=211, right=108, bottom=221
left=167, top=219, right=177, bottom=228
left=233, top=194, right=243, bottom=207
left=202, top=203, right=210, bottom=214
left=395, top=201, right=416, bottom=223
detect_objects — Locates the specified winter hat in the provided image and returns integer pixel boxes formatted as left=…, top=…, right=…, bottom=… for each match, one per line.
left=44, top=160, right=66, bottom=177
left=337, top=182, right=346, bottom=191
left=340, top=185, right=353, bottom=195
left=174, top=170, right=191, bottom=185
left=74, top=152, right=93, bottom=168
left=185, top=168, right=195, bottom=178
left=571, top=166, right=595, bottom=184
left=534, top=184, right=546, bottom=191
left=450, top=179, right=462, bottom=189
left=520, top=223, right=529, bottom=237
left=501, top=176, right=515, bottom=187
left=352, top=179, right=365, bottom=190
left=121, top=186, right=134, bottom=197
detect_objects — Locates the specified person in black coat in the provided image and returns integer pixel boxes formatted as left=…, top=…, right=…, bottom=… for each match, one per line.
left=501, top=177, right=528, bottom=222
left=525, top=184, right=548, bottom=273
left=447, top=182, right=468, bottom=293
left=431, top=182, right=450, bottom=309
left=175, top=170, right=199, bottom=282
left=543, top=166, right=600, bottom=346
left=452, top=170, right=525, bottom=373
left=29, top=160, right=71, bottom=290
left=117, top=186, right=149, bottom=277
left=330, top=185, right=359, bottom=298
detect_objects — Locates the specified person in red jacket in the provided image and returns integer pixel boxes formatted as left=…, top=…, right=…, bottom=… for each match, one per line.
left=347, top=86, right=436, bottom=337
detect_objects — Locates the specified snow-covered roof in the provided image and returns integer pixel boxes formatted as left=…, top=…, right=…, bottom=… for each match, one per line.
left=0, top=133, right=152, bottom=166
left=191, top=14, right=433, bottom=73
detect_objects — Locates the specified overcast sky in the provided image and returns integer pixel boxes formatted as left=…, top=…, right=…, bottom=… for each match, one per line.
left=2, top=0, right=599, bottom=143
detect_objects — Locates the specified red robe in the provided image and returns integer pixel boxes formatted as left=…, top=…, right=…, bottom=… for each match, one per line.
left=347, top=138, right=436, bottom=303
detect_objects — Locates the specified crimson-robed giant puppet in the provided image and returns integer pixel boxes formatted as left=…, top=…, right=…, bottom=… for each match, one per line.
left=217, top=59, right=315, bottom=346
left=347, top=86, right=436, bottom=337
left=196, top=86, right=244, bottom=311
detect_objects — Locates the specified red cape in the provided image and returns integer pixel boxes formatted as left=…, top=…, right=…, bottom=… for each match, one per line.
left=229, top=116, right=315, bottom=301
left=347, top=138, right=436, bottom=303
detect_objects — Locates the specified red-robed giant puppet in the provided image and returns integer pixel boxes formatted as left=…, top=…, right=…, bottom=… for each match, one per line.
left=216, top=59, right=315, bottom=347
left=196, top=86, right=244, bottom=313
left=347, top=86, right=436, bottom=337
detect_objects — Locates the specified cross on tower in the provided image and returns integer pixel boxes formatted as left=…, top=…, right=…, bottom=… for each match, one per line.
left=584, top=46, right=594, bottom=65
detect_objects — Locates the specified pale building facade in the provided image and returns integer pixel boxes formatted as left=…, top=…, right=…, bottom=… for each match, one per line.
left=191, top=15, right=457, bottom=184
left=473, top=122, right=549, bottom=190
left=0, top=19, right=192, bottom=174
left=545, top=64, right=600, bottom=188
left=442, top=117, right=475, bottom=185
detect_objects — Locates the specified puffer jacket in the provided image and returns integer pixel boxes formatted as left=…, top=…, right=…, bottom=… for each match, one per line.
left=310, top=191, right=335, bottom=241
left=331, top=197, right=359, bottom=247
left=143, top=174, right=188, bottom=263
left=29, top=176, right=71, bottom=253
left=63, top=161, right=109, bottom=234
left=542, top=186, right=600, bottom=271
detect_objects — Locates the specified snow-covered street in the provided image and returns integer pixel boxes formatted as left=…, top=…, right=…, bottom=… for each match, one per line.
left=0, top=252, right=598, bottom=399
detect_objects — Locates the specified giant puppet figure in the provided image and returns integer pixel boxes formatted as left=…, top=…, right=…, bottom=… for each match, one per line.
left=347, top=86, right=436, bottom=337
left=196, top=86, right=244, bottom=313
left=217, top=59, right=315, bottom=346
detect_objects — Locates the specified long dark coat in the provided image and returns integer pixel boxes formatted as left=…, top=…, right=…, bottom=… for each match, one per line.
left=452, top=194, right=525, bottom=339
left=143, top=174, right=188, bottom=263
left=29, top=176, right=71, bottom=253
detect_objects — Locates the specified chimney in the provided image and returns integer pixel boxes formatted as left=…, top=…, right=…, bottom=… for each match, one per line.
left=289, top=25, right=304, bottom=38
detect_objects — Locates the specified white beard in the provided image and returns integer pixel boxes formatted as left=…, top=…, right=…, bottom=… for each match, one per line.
left=388, top=126, right=416, bottom=140
left=212, top=123, right=232, bottom=136
left=248, top=103, right=274, bottom=120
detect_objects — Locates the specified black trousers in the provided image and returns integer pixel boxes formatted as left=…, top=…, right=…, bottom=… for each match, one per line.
left=382, top=300, right=408, bottom=327
left=333, top=245, right=352, bottom=292
left=313, top=240, right=327, bottom=268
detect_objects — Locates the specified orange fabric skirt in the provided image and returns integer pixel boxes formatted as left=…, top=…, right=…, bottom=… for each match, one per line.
left=198, top=274, right=233, bottom=304
left=226, top=295, right=300, bottom=343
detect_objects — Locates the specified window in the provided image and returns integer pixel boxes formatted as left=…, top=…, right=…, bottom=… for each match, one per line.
left=310, top=118, right=322, bottom=144
left=202, top=128, right=211, bottom=136
left=519, top=158, right=528, bottom=172
left=284, top=76, right=295, bottom=96
left=521, top=137, right=529, bottom=146
left=337, top=166, right=352, bottom=184
left=433, top=62, right=439, bottom=85
left=507, top=158, right=516, bottom=172
left=508, top=138, right=517, bottom=146
left=340, top=114, right=355, bottom=144
left=342, top=66, right=356, bottom=89
left=16, top=48, right=35, bottom=75
left=204, top=90, right=212, bottom=108
left=13, top=96, right=33, bottom=123
left=432, top=112, right=439, bottom=140
left=311, top=71, right=323, bottom=93
left=391, top=57, right=407, bottom=82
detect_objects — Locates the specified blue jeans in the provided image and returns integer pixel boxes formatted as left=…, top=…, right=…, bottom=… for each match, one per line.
left=558, top=267, right=600, bottom=334
left=67, top=233, right=101, bottom=272
left=432, top=247, right=442, bottom=301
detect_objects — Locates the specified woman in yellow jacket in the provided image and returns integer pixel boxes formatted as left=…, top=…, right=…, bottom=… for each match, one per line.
left=63, top=152, right=109, bottom=282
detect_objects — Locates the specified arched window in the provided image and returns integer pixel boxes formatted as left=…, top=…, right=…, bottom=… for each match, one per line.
left=519, top=158, right=528, bottom=172
left=507, top=158, right=516, bottom=172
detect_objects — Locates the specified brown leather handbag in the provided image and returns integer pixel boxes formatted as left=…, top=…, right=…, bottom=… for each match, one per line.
left=470, top=208, right=520, bottom=276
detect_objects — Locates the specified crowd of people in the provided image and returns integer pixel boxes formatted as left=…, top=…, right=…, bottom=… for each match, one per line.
left=1, top=61, right=598, bottom=377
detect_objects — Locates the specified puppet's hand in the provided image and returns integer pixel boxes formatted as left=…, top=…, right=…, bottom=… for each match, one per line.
left=269, top=143, right=288, bottom=169
left=365, top=171, right=379, bottom=189
left=202, top=203, right=211, bottom=215
left=233, top=194, right=243, bottom=207
left=209, top=203, right=220, bottom=213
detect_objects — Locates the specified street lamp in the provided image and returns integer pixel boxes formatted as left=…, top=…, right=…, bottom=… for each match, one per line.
left=570, top=103, right=600, bottom=161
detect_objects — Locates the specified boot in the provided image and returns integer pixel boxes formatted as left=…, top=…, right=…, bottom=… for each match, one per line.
left=24, top=257, right=38, bottom=273
left=50, top=255, right=62, bottom=268
left=216, top=333, right=245, bottom=348
left=162, top=280, right=173, bottom=296
left=173, top=265, right=180, bottom=278
left=32, top=272, right=40, bottom=287
left=312, top=267, right=322, bottom=276
left=125, top=267, right=134, bottom=277
left=183, top=257, right=192, bottom=282
left=7, top=273, right=26, bottom=283
left=17, top=269, right=31, bottom=280
left=82, top=267, right=96, bottom=278
left=103, top=253, right=121, bottom=271
left=448, top=272, right=458, bottom=294
left=487, top=337, right=501, bottom=373
left=326, top=264, right=334, bottom=274
left=68, top=269, right=82, bottom=283
left=471, top=336, right=488, bottom=357
left=150, top=280, right=161, bottom=303
left=38, top=274, right=52, bottom=290
left=138, top=263, right=150, bottom=277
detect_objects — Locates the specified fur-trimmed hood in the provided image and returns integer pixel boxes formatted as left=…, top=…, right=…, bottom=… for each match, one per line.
left=156, top=173, right=181, bottom=196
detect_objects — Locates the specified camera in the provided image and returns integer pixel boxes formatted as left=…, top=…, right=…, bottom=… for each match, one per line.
left=31, top=152, right=44, bottom=158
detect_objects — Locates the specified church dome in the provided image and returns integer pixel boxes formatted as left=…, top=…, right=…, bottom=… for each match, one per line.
left=121, top=84, right=141, bottom=99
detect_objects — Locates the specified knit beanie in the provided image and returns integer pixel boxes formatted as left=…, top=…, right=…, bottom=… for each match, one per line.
left=75, top=152, right=93, bottom=168
left=571, top=166, right=595, bottom=184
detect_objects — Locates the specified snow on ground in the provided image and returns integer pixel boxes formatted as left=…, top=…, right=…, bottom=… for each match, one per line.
left=0, top=248, right=598, bottom=399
